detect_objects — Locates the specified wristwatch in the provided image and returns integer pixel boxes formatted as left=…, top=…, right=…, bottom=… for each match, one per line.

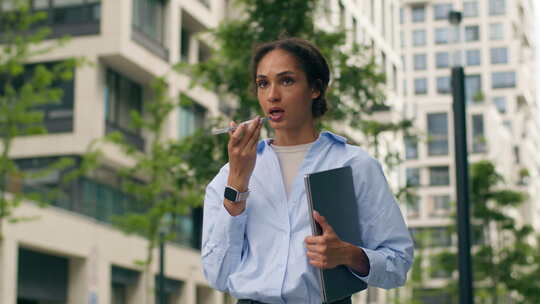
left=224, top=186, right=250, bottom=203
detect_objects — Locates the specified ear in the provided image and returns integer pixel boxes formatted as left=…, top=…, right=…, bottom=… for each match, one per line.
left=311, top=79, right=322, bottom=100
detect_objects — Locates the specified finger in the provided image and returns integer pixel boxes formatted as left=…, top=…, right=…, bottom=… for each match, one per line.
left=306, top=244, right=326, bottom=253
left=239, top=117, right=260, bottom=147
left=313, top=211, right=333, bottom=234
left=246, top=120, right=263, bottom=151
left=305, top=235, right=325, bottom=245
left=229, top=122, right=246, bottom=145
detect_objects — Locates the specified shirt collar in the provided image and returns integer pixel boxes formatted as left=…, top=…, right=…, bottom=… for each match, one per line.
left=256, top=131, right=347, bottom=154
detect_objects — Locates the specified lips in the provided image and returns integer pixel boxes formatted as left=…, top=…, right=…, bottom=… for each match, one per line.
left=268, top=107, right=285, bottom=122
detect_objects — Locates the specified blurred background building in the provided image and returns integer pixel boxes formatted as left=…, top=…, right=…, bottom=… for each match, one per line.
left=400, top=0, right=540, bottom=301
left=1, top=0, right=539, bottom=303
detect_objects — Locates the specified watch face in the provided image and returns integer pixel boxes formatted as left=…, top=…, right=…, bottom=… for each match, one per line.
left=224, top=187, right=238, bottom=202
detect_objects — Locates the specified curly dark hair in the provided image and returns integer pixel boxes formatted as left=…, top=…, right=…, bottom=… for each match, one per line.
left=251, top=37, right=330, bottom=118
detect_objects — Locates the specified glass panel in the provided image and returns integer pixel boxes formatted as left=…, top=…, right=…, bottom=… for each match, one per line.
left=430, top=195, right=451, bottom=217
left=489, top=23, right=504, bottom=40
left=412, top=29, right=426, bottom=46
left=430, top=227, right=452, bottom=247
left=465, top=75, right=481, bottom=104
left=413, top=54, right=427, bottom=70
left=404, top=136, right=418, bottom=159
left=463, top=1, right=478, bottom=17
left=489, top=0, right=505, bottom=16
left=414, top=78, right=427, bottom=95
left=406, top=168, right=421, bottom=187
left=492, top=71, right=516, bottom=88
left=34, top=0, right=49, bottom=9
left=466, top=49, right=481, bottom=66
left=493, top=96, right=507, bottom=113
left=436, top=76, right=450, bottom=94
left=433, top=3, right=452, bottom=20
left=400, top=7, right=404, bottom=24
left=465, top=25, right=480, bottom=42
left=133, top=0, right=165, bottom=44
left=411, top=5, right=425, bottom=22
left=427, top=113, right=448, bottom=155
left=429, top=166, right=450, bottom=186
left=490, top=47, right=508, bottom=64
left=435, top=27, right=450, bottom=44
left=435, top=52, right=449, bottom=68
left=472, top=114, right=486, bottom=153
left=407, top=195, right=420, bottom=219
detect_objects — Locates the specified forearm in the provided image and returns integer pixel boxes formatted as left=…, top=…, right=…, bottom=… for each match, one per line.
left=344, top=244, right=370, bottom=276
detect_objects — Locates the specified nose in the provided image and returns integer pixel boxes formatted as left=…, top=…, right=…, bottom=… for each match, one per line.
left=267, top=83, right=280, bottom=103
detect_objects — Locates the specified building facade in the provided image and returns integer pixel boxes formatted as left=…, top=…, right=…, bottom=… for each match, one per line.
left=400, top=0, right=539, bottom=301
left=1, top=0, right=232, bottom=303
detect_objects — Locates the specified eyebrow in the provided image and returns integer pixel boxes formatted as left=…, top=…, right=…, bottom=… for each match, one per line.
left=256, top=71, right=296, bottom=78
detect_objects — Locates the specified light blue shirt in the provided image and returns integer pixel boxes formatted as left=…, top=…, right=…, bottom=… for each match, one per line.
left=202, top=131, right=414, bottom=304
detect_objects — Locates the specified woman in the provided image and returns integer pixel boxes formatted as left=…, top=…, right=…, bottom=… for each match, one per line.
left=202, top=37, right=413, bottom=304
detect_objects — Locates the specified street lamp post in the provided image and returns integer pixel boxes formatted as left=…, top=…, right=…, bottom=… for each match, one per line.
left=158, top=230, right=166, bottom=304
left=449, top=10, right=474, bottom=304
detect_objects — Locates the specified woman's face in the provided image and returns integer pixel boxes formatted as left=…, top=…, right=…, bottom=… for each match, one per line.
left=255, top=49, right=320, bottom=132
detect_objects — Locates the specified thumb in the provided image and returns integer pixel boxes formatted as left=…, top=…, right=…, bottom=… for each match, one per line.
left=313, top=210, right=333, bottom=234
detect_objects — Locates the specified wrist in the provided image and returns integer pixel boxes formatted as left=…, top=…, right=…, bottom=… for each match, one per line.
left=346, top=244, right=370, bottom=276
left=227, top=175, right=249, bottom=192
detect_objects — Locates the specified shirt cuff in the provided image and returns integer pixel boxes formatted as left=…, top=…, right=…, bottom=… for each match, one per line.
left=210, top=204, right=248, bottom=254
left=348, top=247, right=386, bottom=285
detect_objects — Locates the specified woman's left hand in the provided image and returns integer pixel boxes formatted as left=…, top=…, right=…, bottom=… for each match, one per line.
left=304, top=211, right=370, bottom=275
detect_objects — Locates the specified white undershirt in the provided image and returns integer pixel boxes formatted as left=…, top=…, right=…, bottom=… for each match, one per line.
left=271, top=141, right=315, bottom=198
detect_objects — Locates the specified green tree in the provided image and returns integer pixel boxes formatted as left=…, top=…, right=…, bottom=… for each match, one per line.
left=431, top=160, right=540, bottom=303
left=0, top=0, right=82, bottom=241
left=102, top=78, right=207, bottom=303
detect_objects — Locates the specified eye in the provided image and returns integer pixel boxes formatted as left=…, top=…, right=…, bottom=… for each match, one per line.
left=256, top=79, right=268, bottom=89
left=281, top=77, right=295, bottom=86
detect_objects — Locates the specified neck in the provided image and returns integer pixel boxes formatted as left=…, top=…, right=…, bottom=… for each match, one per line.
left=273, top=124, right=319, bottom=146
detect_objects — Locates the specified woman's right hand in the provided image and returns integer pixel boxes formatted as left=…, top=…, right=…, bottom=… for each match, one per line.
left=226, top=116, right=263, bottom=193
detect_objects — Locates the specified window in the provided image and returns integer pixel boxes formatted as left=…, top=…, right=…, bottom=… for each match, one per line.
left=414, top=54, right=427, bottom=70
left=407, top=195, right=420, bottom=219
left=490, top=47, right=508, bottom=64
left=463, top=1, right=479, bottom=17
left=435, top=52, right=450, bottom=68
left=472, top=114, right=486, bottom=153
left=465, top=75, right=482, bottom=104
left=105, top=68, right=144, bottom=151
left=404, top=136, right=418, bottom=159
left=493, top=96, right=507, bottom=113
left=436, top=76, right=450, bottom=94
left=406, top=168, right=421, bottom=187
left=411, top=5, right=425, bottom=22
left=132, top=0, right=166, bottom=44
left=412, top=29, right=426, bottom=46
left=433, top=3, right=452, bottom=20
left=492, top=71, right=516, bottom=88
left=1, top=62, right=75, bottom=134
left=435, top=27, right=450, bottom=44
left=111, top=266, right=140, bottom=304
left=427, top=113, right=448, bottom=156
left=180, top=28, right=192, bottom=62
left=466, top=49, right=481, bottom=66
left=490, top=23, right=504, bottom=40
left=178, top=95, right=206, bottom=139
left=489, top=0, right=506, bottom=16
left=400, top=7, right=404, bottom=24
left=430, top=254, right=452, bottom=278
left=465, top=25, right=480, bottom=42
left=430, top=195, right=451, bottom=218
left=429, top=166, right=450, bottom=186
left=414, top=78, right=428, bottom=95
left=430, top=227, right=452, bottom=247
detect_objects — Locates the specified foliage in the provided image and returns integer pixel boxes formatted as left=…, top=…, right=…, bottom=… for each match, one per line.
left=0, top=0, right=84, bottom=240
left=432, top=160, right=540, bottom=303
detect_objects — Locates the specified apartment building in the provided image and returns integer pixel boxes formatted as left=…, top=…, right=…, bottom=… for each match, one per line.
left=1, top=0, right=231, bottom=303
left=400, top=0, right=540, bottom=301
